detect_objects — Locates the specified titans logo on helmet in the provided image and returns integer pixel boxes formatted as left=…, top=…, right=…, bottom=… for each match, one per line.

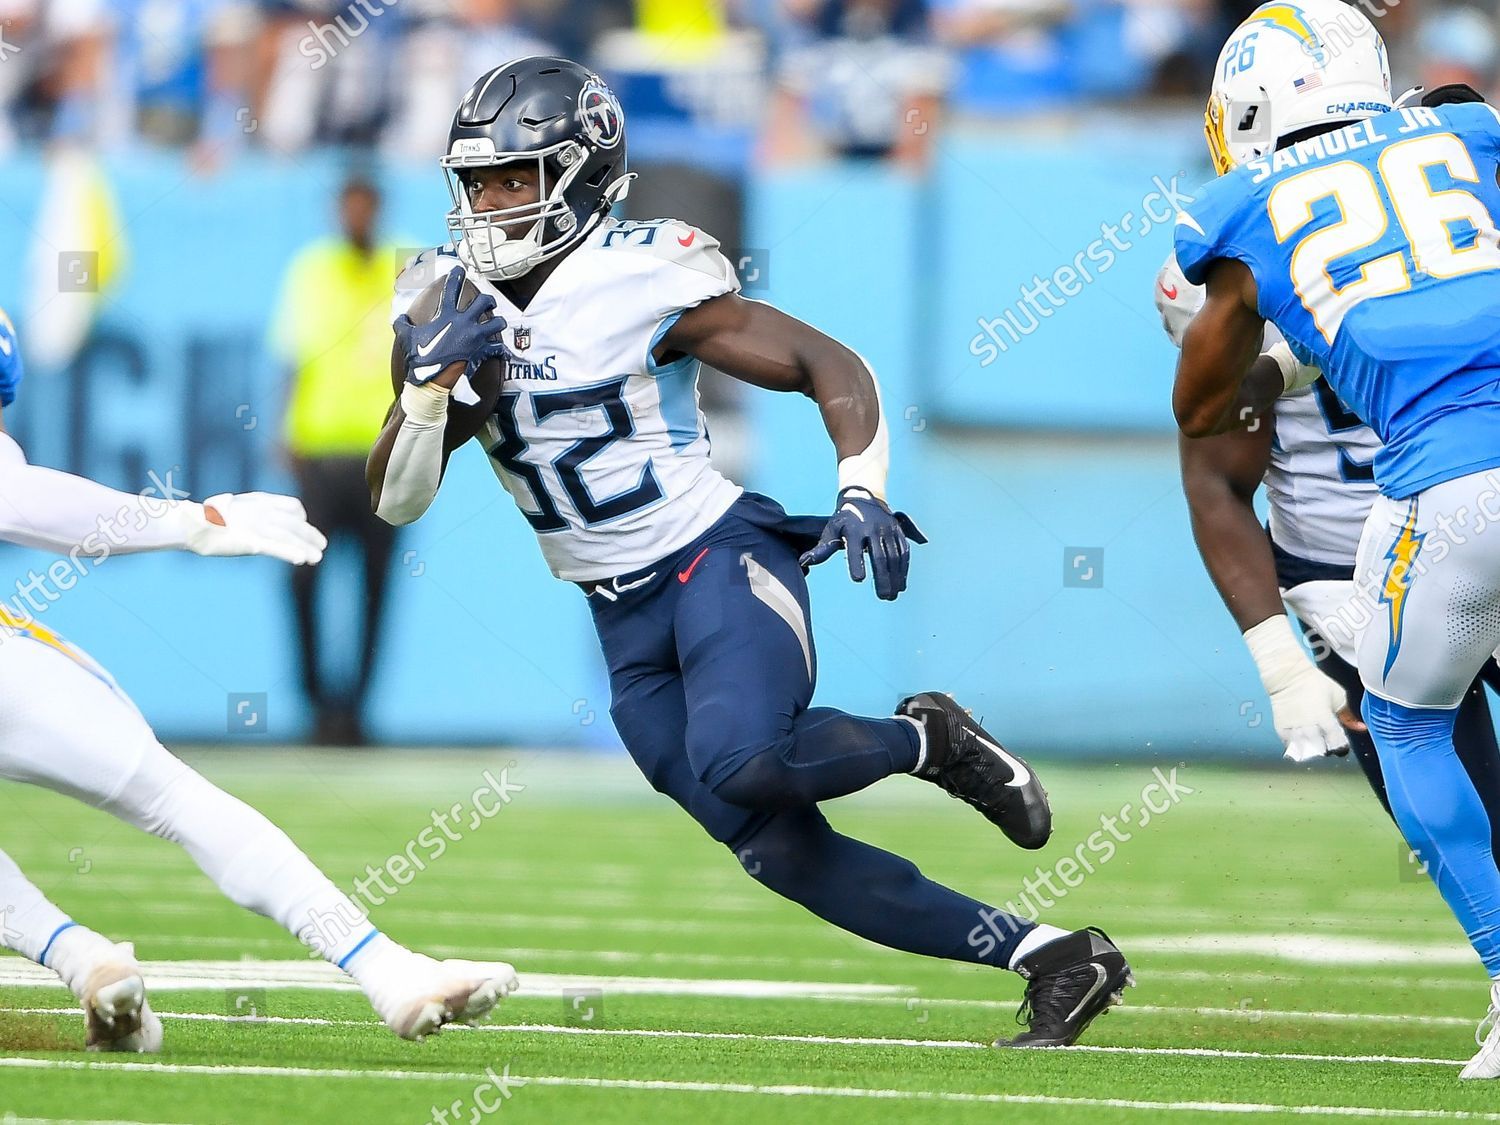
left=578, top=79, right=624, bottom=150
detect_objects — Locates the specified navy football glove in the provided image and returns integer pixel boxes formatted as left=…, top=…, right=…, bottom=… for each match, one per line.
left=800, top=487, right=927, bottom=601
left=394, top=268, right=509, bottom=385
left=0, top=307, right=22, bottom=408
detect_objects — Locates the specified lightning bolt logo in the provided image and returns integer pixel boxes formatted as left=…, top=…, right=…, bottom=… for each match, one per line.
left=1377, top=502, right=1423, bottom=679
left=1244, top=4, right=1328, bottom=64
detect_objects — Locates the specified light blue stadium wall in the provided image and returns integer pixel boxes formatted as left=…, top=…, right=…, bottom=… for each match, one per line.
left=0, top=137, right=1282, bottom=755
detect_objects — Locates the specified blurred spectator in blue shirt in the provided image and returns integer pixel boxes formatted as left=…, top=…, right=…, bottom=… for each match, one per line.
left=766, top=0, right=949, bottom=166
left=932, top=0, right=1198, bottom=112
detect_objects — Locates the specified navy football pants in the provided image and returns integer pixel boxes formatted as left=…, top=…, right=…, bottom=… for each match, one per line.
left=586, top=495, right=1036, bottom=968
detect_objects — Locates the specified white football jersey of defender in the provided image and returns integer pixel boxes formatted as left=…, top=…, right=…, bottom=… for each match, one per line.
left=1156, top=253, right=1380, bottom=568
left=392, top=218, right=745, bottom=583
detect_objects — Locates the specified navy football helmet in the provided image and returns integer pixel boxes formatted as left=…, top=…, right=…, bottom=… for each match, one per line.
left=442, top=57, right=633, bottom=281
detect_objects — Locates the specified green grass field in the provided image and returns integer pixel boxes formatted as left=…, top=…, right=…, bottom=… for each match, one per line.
left=0, top=749, right=1492, bottom=1124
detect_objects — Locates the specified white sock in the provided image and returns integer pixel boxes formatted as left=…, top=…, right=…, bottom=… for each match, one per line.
left=344, top=932, right=420, bottom=993
left=44, top=924, right=121, bottom=996
left=1008, top=923, right=1071, bottom=971
left=897, top=715, right=928, bottom=773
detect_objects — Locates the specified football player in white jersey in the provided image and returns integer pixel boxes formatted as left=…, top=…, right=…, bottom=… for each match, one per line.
left=369, top=56, right=1132, bottom=1047
left=1157, top=254, right=1500, bottom=850
left=0, top=312, right=517, bottom=1049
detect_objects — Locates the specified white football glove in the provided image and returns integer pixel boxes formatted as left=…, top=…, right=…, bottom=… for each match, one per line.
left=184, top=493, right=327, bottom=566
left=1244, top=615, right=1351, bottom=762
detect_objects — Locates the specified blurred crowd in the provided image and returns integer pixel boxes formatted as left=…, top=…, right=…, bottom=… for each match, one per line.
left=0, top=0, right=1491, bottom=166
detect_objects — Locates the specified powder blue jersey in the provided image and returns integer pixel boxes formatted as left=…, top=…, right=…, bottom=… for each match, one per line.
left=1176, top=101, right=1500, bottom=498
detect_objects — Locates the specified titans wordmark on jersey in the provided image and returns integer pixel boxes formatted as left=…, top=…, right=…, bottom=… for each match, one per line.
left=392, top=218, right=745, bottom=582
left=1156, top=252, right=1379, bottom=568
left=1174, top=102, right=1500, bottom=499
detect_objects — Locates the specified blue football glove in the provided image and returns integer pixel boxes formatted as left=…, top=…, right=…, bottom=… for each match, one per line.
left=394, top=268, right=509, bottom=385
left=799, top=487, right=927, bottom=601
left=0, top=307, right=23, bottom=408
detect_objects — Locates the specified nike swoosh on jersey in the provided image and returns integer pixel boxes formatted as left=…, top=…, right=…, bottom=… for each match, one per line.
left=1175, top=211, right=1205, bottom=235
left=977, top=734, right=1031, bottom=788
left=678, top=230, right=696, bottom=247
left=678, top=547, right=710, bottom=583
left=1160, top=282, right=1179, bottom=300
left=415, top=322, right=452, bottom=359
left=1066, top=962, right=1111, bottom=1023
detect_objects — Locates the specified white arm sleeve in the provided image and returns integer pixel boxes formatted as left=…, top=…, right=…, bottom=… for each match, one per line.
left=374, top=383, right=450, bottom=526
left=0, top=431, right=204, bottom=556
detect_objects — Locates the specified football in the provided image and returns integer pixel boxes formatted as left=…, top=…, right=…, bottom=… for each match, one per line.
left=391, top=270, right=506, bottom=455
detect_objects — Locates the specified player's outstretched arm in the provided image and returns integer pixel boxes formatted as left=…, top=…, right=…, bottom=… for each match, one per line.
left=663, top=293, right=925, bottom=600
left=1174, top=259, right=1285, bottom=437
left=0, top=409, right=325, bottom=565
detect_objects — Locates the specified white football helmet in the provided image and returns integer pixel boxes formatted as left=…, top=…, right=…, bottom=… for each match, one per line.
left=1206, top=0, right=1393, bottom=176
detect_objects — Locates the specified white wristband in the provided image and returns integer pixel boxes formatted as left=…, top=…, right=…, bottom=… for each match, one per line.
left=836, top=353, right=891, bottom=502
left=1243, top=614, right=1313, bottom=695
left=1265, top=341, right=1321, bottom=394
left=400, top=380, right=451, bottom=426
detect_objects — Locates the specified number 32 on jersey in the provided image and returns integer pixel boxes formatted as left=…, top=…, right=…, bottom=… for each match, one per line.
left=488, top=378, right=664, bottom=533
left=1268, top=126, right=1500, bottom=343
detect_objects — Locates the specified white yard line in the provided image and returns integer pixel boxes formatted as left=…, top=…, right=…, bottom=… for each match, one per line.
left=0, top=960, right=900, bottom=1000
left=58, top=937, right=1483, bottom=989
left=0, top=959, right=1479, bottom=1025
left=0, top=1007, right=1467, bottom=1069
left=1125, top=933, right=1480, bottom=966
left=0, top=1058, right=1490, bottom=1119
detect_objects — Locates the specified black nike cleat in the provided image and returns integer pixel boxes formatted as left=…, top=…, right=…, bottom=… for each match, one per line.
left=995, top=928, right=1133, bottom=1048
left=896, top=691, right=1052, bottom=849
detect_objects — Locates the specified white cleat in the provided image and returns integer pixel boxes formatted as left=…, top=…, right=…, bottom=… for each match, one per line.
left=1461, top=982, right=1500, bottom=1079
left=370, top=955, right=520, bottom=1041
left=77, top=943, right=162, bottom=1053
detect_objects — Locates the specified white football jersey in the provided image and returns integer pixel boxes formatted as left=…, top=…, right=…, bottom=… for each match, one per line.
left=393, top=218, right=744, bottom=582
left=1156, top=253, right=1380, bottom=568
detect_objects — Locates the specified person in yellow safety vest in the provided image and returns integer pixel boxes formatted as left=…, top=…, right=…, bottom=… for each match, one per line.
left=271, top=177, right=403, bottom=747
